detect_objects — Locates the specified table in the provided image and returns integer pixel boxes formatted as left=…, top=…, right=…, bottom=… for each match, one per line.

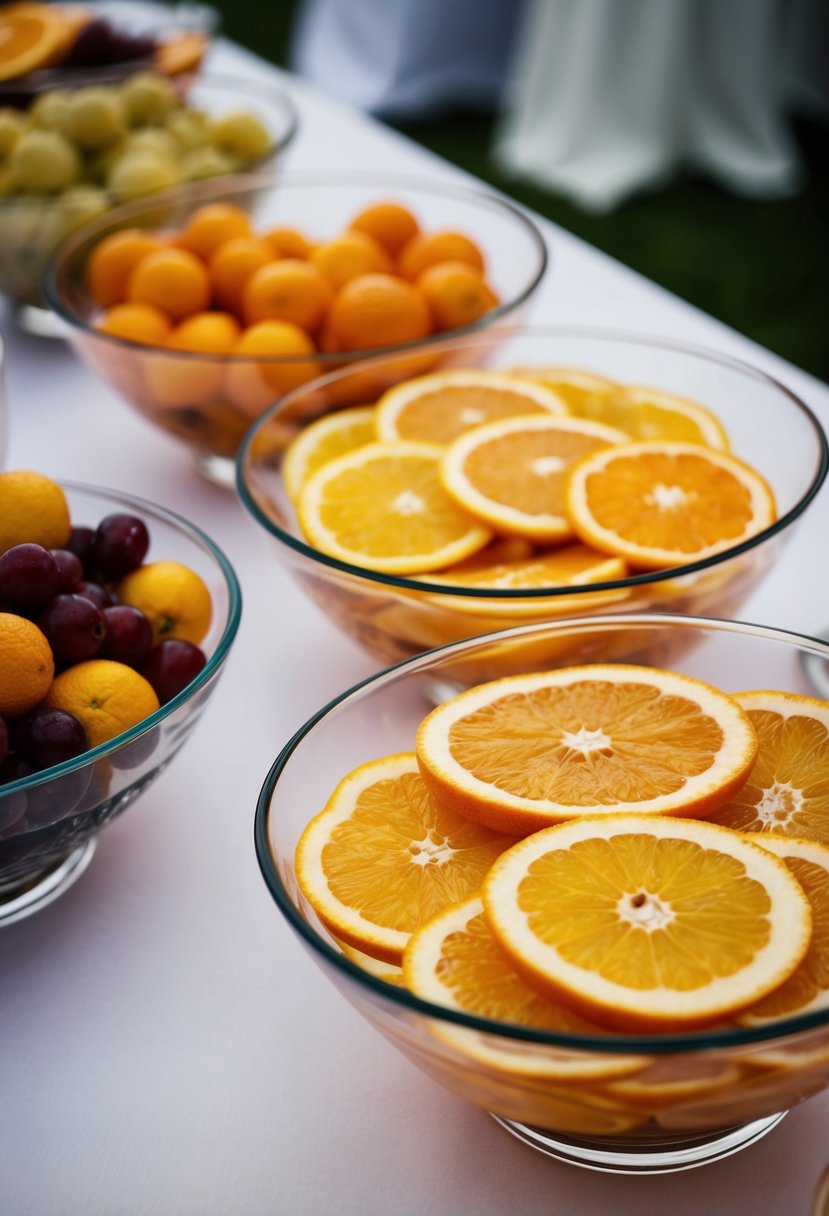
left=1, top=38, right=828, bottom=1216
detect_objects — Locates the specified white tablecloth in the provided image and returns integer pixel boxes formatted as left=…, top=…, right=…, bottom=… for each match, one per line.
left=0, top=38, right=828, bottom=1216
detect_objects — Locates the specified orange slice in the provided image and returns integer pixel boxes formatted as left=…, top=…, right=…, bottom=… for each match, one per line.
left=296, top=440, right=492, bottom=574
left=294, top=753, right=517, bottom=965
left=154, top=30, right=209, bottom=76
left=583, top=385, right=731, bottom=449
left=510, top=366, right=619, bottom=415
left=0, top=4, right=68, bottom=80
left=374, top=370, right=569, bottom=445
left=404, top=896, right=646, bottom=1080
left=282, top=405, right=377, bottom=504
left=329, top=933, right=405, bottom=985
left=441, top=415, right=628, bottom=542
left=483, top=814, right=812, bottom=1032
left=738, top=834, right=829, bottom=1025
left=416, top=664, right=758, bottom=833
left=707, top=690, right=829, bottom=841
left=565, top=440, right=776, bottom=569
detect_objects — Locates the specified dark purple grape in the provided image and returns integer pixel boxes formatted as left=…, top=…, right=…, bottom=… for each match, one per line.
left=0, top=717, right=8, bottom=768
left=65, top=18, right=158, bottom=67
left=51, top=549, right=84, bottom=593
left=73, top=580, right=116, bottom=611
left=0, top=544, right=62, bottom=610
left=67, top=525, right=97, bottom=574
left=39, top=593, right=106, bottom=665
left=101, top=604, right=153, bottom=666
left=12, top=707, right=89, bottom=771
left=140, top=639, right=207, bottom=704
left=25, top=764, right=93, bottom=828
left=93, top=513, right=150, bottom=580
left=110, top=726, right=159, bottom=771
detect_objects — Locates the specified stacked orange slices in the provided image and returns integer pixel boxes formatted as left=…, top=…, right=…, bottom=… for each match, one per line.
left=295, top=664, right=829, bottom=1046
left=287, top=367, right=776, bottom=598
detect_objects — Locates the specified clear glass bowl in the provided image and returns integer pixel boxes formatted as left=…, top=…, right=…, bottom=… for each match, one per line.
left=237, top=326, right=828, bottom=668
left=2, top=72, right=298, bottom=326
left=255, top=613, right=829, bottom=1174
left=0, top=480, right=241, bottom=925
left=45, top=172, right=548, bottom=485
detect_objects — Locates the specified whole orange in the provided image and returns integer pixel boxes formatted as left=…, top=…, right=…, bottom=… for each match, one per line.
left=87, top=229, right=167, bottom=307
left=0, top=613, right=55, bottom=719
left=116, top=560, right=213, bottom=645
left=209, top=237, right=274, bottom=313
left=349, top=200, right=420, bottom=257
left=417, top=261, right=499, bottom=331
left=261, top=226, right=313, bottom=260
left=242, top=259, right=333, bottom=331
left=224, top=321, right=318, bottom=417
left=127, top=248, right=211, bottom=320
left=176, top=203, right=253, bottom=260
left=45, top=659, right=160, bottom=748
left=95, top=302, right=173, bottom=345
left=311, top=231, right=393, bottom=289
left=398, top=229, right=486, bottom=280
left=327, top=273, right=433, bottom=351
left=0, top=469, right=71, bottom=555
left=143, top=312, right=242, bottom=409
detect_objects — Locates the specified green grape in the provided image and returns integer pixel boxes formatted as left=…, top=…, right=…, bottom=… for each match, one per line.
left=9, top=129, right=82, bottom=193
left=51, top=184, right=110, bottom=242
left=119, top=72, right=179, bottom=127
left=107, top=149, right=180, bottom=202
left=180, top=145, right=239, bottom=182
left=86, top=138, right=127, bottom=184
left=28, top=89, right=73, bottom=134
left=64, top=88, right=127, bottom=152
left=165, top=107, right=209, bottom=151
left=0, top=108, right=26, bottom=157
left=208, top=110, right=272, bottom=162
left=126, top=127, right=178, bottom=162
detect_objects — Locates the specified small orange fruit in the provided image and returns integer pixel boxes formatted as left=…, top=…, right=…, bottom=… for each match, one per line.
left=175, top=203, right=253, bottom=260
left=208, top=236, right=274, bottom=313
left=143, top=312, right=242, bottom=409
left=242, top=259, right=333, bottom=331
left=87, top=229, right=166, bottom=307
left=45, top=659, right=160, bottom=748
left=0, top=613, right=54, bottom=719
left=348, top=200, right=420, bottom=257
left=224, top=321, right=319, bottom=417
left=310, top=230, right=393, bottom=289
left=126, top=247, right=211, bottom=320
left=261, top=225, right=313, bottom=260
left=116, top=560, right=213, bottom=645
left=166, top=311, right=241, bottom=354
left=398, top=229, right=485, bottom=280
left=327, top=273, right=432, bottom=351
left=417, top=260, right=499, bottom=331
left=94, top=302, right=173, bottom=346
left=0, top=469, right=71, bottom=555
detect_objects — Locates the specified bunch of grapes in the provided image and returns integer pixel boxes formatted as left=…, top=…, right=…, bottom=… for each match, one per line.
left=0, top=512, right=207, bottom=791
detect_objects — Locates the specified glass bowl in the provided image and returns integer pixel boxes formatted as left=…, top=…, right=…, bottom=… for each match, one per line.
left=1, top=72, right=298, bottom=329
left=45, top=172, right=548, bottom=485
left=237, top=326, right=828, bottom=668
left=255, top=612, right=829, bottom=1175
left=0, top=479, right=241, bottom=926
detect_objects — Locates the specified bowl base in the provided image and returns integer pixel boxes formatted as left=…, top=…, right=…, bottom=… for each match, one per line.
left=193, top=451, right=237, bottom=490
left=0, top=840, right=97, bottom=927
left=12, top=301, right=70, bottom=340
left=490, top=1110, right=787, bottom=1174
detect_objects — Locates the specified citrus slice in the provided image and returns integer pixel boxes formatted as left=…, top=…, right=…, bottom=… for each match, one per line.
left=330, top=933, right=405, bottom=985
left=706, top=690, right=829, bottom=843
left=0, top=5, right=68, bottom=81
left=296, top=440, right=492, bottom=574
left=565, top=440, right=776, bottom=569
left=483, top=814, right=813, bottom=1031
left=294, top=753, right=517, bottom=964
left=374, top=370, right=569, bottom=445
left=583, top=385, right=730, bottom=449
left=441, top=416, right=628, bottom=542
left=416, top=664, right=758, bottom=833
left=738, top=834, right=829, bottom=1025
left=282, top=406, right=377, bottom=504
left=600, top=1057, right=742, bottom=1111
left=510, top=366, right=619, bottom=415
left=404, top=896, right=646, bottom=1080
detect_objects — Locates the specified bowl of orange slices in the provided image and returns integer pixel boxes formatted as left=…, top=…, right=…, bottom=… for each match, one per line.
left=45, top=172, right=548, bottom=484
left=256, top=611, right=829, bottom=1174
left=0, top=471, right=241, bottom=925
left=237, top=326, right=828, bottom=667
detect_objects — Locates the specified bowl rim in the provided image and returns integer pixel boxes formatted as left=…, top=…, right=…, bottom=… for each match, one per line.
left=0, top=478, right=242, bottom=797
left=237, top=324, right=829, bottom=600
left=43, top=169, right=548, bottom=359
left=255, top=610, right=829, bottom=1055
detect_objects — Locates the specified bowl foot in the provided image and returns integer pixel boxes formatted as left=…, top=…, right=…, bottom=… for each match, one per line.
left=0, top=840, right=97, bottom=927
left=489, top=1110, right=787, bottom=1174
left=12, top=302, right=70, bottom=340
left=193, top=451, right=237, bottom=490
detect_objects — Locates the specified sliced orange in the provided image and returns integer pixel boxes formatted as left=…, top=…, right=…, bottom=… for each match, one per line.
left=404, top=895, right=649, bottom=1082
left=416, top=664, right=758, bottom=834
left=374, top=370, right=569, bottom=445
left=330, top=933, right=405, bottom=985
left=0, top=5, right=68, bottom=82
left=738, top=834, right=829, bottom=1025
left=583, top=385, right=730, bottom=449
left=441, top=415, right=628, bottom=542
left=294, top=753, right=518, bottom=964
left=282, top=406, right=377, bottom=504
left=296, top=440, right=492, bottom=574
left=510, top=366, right=619, bottom=415
left=483, top=814, right=813, bottom=1032
left=707, top=691, right=829, bottom=842
left=565, top=440, right=776, bottom=569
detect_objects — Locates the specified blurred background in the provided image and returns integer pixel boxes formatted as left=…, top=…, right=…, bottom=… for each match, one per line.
left=210, top=1, right=824, bottom=379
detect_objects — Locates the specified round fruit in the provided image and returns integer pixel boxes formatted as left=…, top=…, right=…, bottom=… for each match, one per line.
left=242, top=259, right=333, bottom=331
left=107, top=148, right=179, bottom=202
left=115, top=560, right=212, bottom=645
left=0, top=613, right=55, bottom=719
left=140, top=638, right=206, bottom=703
left=9, top=128, right=81, bottom=192
left=0, top=471, right=71, bottom=556
left=348, top=200, right=420, bottom=257
left=87, top=229, right=167, bottom=308
left=13, top=706, right=89, bottom=771
left=126, top=248, right=211, bottom=320
left=95, top=302, right=173, bottom=345
left=39, top=593, right=106, bottom=665
left=50, top=549, right=84, bottom=593
left=177, top=202, right=253, bottom=260
left=0, top=544, right=61, bottom=610
left=101, top=605, right=154, bottom=666
left=93, top=513, right=150, bottom=580
left=208, top=110, right=271, bottom=161
left=45, top=659, right=160, bottom=748
left=326, top=273, right=432, bottom=351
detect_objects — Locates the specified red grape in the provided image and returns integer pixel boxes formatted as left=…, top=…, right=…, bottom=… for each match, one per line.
left=67, top=525, right=97, bottom=575
left=39, top=593, right=106, bottom=665
left=0, top=543, right=62, bottom=610
left=93, top=513, right=150, bottom=580
left=101, top=604, right=153, bottom=665
left=51, top=549, right=84, bottom=593
left=141, top=639, right=207, bottom=703
left=13, top=707, right=89, bottom=771
left=73, top=580, right=116, bottom=611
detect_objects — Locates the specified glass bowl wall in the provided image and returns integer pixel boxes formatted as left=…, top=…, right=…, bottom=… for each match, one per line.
left=255, top=613, right=829, bottom=1174
left=238, top=327, right=828, bottom=667
left=0, top=480, right=241, bottom=925
left=46, top=173, right=548, bottom=484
